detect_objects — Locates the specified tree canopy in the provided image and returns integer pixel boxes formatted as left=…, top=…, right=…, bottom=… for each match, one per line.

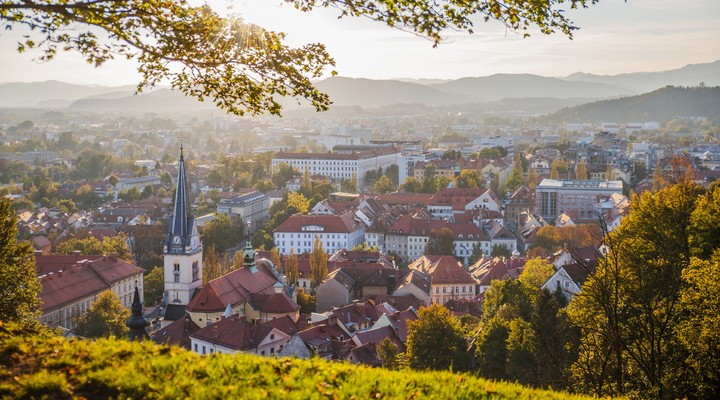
left=0, top=198, right=42, bottom=327
left=406, top=304, right=469, bottom=371
left=424, top=228, right=455, bottom=256
left=4, top=0, right=600, bottom=116
left=73, top=290, right=130, bottom=338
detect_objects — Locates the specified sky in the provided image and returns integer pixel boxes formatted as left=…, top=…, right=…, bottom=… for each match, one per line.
left=0, top=0, right=718, bottom=85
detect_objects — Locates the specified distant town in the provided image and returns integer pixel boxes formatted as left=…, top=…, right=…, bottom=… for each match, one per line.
left=2, top=75, right=719, bottom=398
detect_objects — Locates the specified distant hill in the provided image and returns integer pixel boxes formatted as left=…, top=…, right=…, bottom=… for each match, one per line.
left=429, top=74, right=636, bottom=101
left=0, top=80, right=136, bottom=108
left=69, top=89, right=216, bottom=113
left=564, top=60, right=720, bottom=93
left=313, top=77, right=476, bottom=107
left=543, top=86, right=720, bottom=123
left=2, top=61, right=718, bottom=113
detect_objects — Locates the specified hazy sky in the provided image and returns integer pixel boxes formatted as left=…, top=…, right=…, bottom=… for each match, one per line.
left=1, top=0, right=718, bottom=85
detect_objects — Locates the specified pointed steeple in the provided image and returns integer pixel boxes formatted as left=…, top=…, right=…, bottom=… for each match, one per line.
left=242, top=221, right=257, bottom=273
left=127, top=286, right=149, bottom=341
left=167, top=145, right=195, bottom=252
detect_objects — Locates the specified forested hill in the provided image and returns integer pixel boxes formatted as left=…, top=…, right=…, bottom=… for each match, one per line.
left=0, top=324, right=590, bottom=400
left=542, top=86, right=720, bottom=124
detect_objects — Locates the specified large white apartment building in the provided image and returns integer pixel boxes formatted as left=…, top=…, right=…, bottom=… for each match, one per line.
left=273, top=212, right=365, bottom=255
left=272, top=148, right=400, bottom=182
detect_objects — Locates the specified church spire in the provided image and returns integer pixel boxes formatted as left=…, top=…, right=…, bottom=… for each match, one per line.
left=127, top=286, right=149, bottom=341
left=167, top=145, right=194, bottom=251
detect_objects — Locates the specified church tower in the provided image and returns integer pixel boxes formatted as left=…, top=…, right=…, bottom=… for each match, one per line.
left=163, top=145, right=203, bottom=308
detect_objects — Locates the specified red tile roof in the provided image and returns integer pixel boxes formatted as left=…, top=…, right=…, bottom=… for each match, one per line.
left=37, top=254, right=143, bottom=312
left=370, top=193, right=433, bottom=207
left=354, top=325, right=406, bottom=352
left=186, top=259, right=280, bottom=313
left=429, top=188, right=490, bottom=209
left=189, top=315, right=274, bottom=351
left=262, top=315, right=300, bottom=336
left=248, top=292, right=300, bottom=314
left=427, top=256, right=476, bottom=285
left=152, top=315, right=200, bottom=349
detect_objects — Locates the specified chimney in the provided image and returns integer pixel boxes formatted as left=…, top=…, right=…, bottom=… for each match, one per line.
left=34, top=250, right=43, bottom=256
left=108, top=253, right=118, bottom=262
left=73, top=250, right=81, bottom=256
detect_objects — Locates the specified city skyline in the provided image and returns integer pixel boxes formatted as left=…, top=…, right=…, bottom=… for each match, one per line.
left=0, top=0, right=718, bottom=85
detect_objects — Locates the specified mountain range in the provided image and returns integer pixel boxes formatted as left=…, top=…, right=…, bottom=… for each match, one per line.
left=0, top=60, right=717, bottom=113
left=543, top=86, right=720, bottom=123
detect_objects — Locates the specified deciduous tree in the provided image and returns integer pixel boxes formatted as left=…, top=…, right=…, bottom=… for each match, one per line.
left=0, top=198, right=42, bottom=327
left=568, top=181, right=702, bottom=398
left=309, top=236, right=327, bottom=288
left=200, top=213, right=243, bottom=254
left=74, top=290, right=130, bottom=338
left=371, top=175, right=397, bottom=194
left=377, top=337, right=400, bottom=370
left=424, top=228, right=454, bottom=256
left=406, top=304, right=469, bottom=371
left=285, top=248, right=299, bottom=286
left=143, top=266, right=164, bottom=306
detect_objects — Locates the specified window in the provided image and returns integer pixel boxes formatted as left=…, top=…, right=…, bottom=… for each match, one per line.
left=174, top=273, right=180, bottom=283
left=192, top=261, right=199, bottom=282
left=174, top=263, right=180, bottom=272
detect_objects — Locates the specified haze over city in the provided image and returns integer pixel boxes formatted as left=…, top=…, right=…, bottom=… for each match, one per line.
left=1, top=0, right=718, bottom=85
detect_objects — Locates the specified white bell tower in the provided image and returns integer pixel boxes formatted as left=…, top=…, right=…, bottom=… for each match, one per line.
left=163, top=145, right=203, bottom=308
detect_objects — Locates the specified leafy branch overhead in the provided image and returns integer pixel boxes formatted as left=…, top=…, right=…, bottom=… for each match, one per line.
left=286, top=0, right=598, bottom=44
left=2, top=0, right=598, bottom=115
left=1, top=0, right=335, bottom=116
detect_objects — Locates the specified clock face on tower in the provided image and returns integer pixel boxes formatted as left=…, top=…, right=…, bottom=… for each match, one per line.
left=172, top=235, right=181, bottom=245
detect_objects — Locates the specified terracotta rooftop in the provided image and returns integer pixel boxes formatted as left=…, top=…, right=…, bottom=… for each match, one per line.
left=37, top=254, right=143, bottom=312
left=189, top=315, right=274, bottom=351
left=427, top=256, right=476, bottom=285
left=186, top=259, right=280, bottom=313
left=152, top=315, right=200, bottom=349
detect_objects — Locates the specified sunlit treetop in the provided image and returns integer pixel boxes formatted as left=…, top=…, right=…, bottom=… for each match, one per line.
left=2, top=0, right=598, bottom=116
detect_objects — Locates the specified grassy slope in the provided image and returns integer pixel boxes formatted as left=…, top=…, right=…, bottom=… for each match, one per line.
left=0, top=324, right=592, bottom=399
